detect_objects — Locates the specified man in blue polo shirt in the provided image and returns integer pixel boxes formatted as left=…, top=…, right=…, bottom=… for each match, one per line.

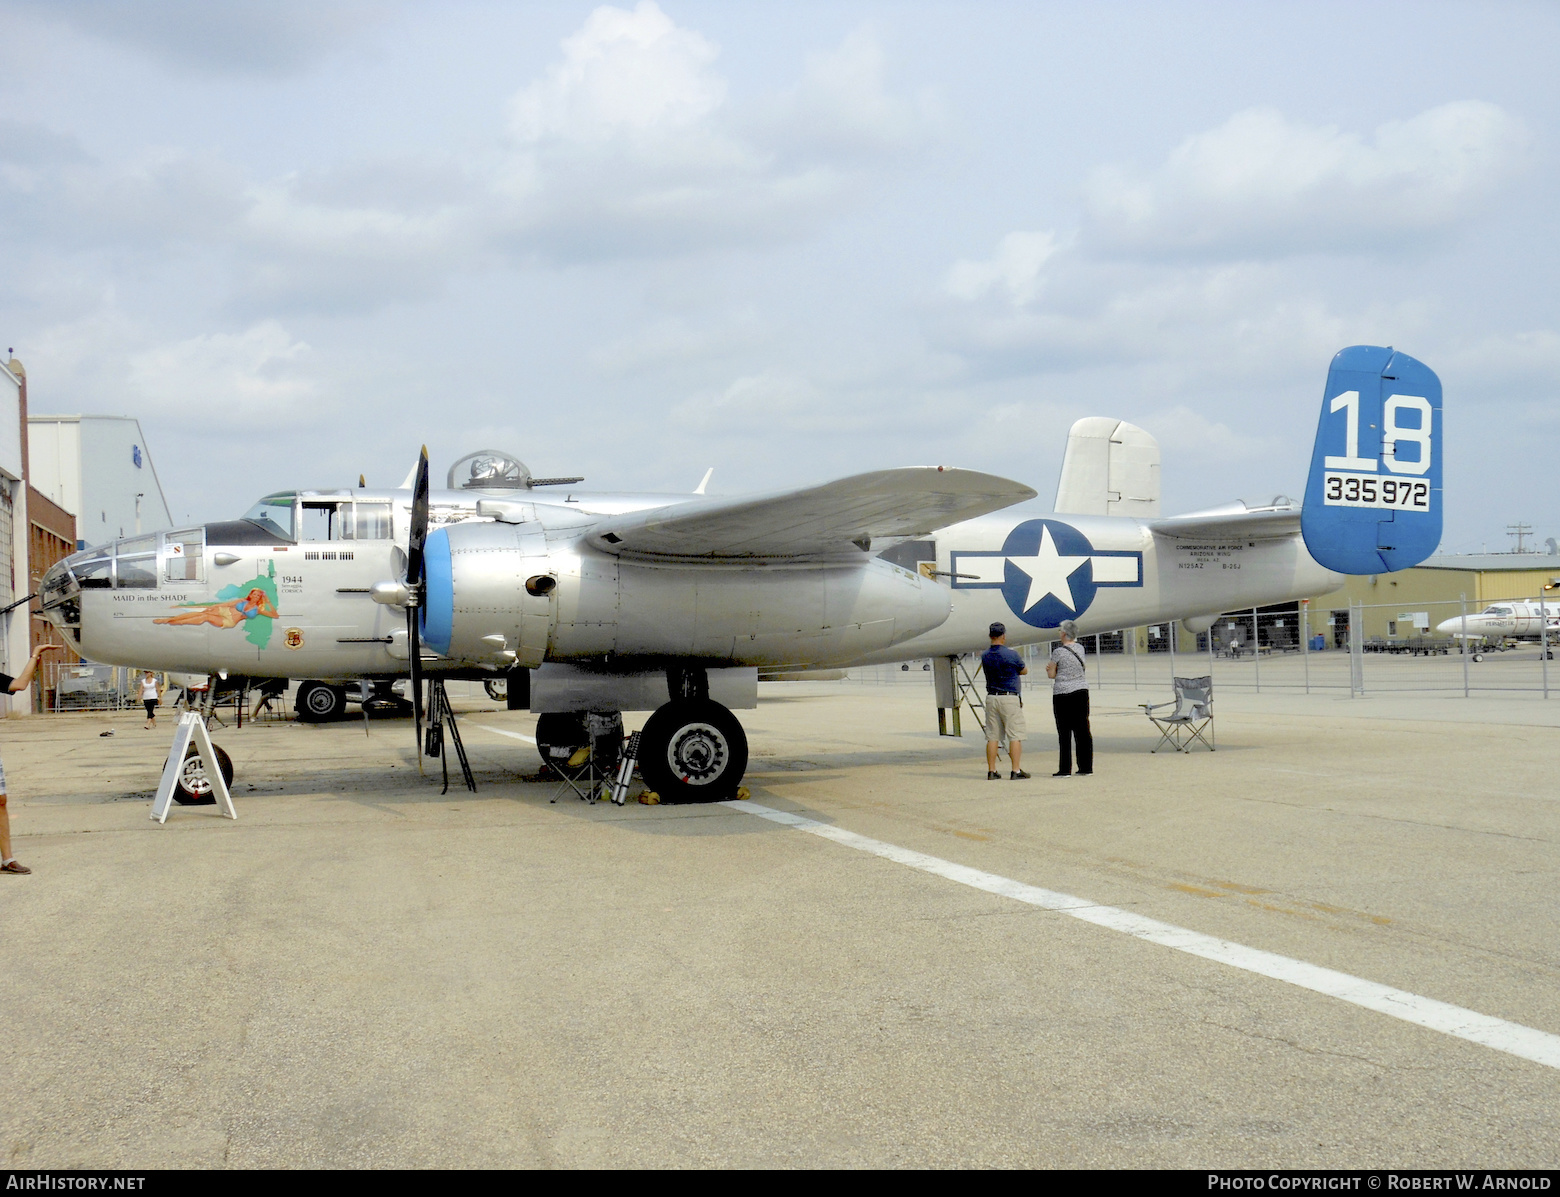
left=980, top=622, right=1030, bottom=780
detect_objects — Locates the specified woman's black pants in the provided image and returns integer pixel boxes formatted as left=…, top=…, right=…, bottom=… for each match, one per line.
left=1052, top=690, right=1092, bottom=775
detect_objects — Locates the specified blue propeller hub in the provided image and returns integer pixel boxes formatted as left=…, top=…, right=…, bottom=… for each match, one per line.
left=420, top=527, right=454, bottom=655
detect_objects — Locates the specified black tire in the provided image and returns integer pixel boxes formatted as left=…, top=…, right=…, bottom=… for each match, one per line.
left=638, top=699, right=748, bottom=802
left=1472, top=653, right=1483, bottom=663
left=296, top=681, right=346, bottom=722
left=173, top=743, right=234, bottom=806
left=484, top=677, right=508, bottom=702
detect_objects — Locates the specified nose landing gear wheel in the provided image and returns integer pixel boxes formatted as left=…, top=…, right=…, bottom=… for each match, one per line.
left=173, top=743, right=234, bottom=806
left=639, top=699, right=748, bottom=802
left=296, top=681, right=346, bottom=722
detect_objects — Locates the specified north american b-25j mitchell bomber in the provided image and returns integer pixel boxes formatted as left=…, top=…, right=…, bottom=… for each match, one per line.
left=38, top=345, right=1443, bottom=800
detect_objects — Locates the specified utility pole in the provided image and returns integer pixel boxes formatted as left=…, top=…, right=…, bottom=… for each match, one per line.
left=1507, top=522, right=1533, bottom=553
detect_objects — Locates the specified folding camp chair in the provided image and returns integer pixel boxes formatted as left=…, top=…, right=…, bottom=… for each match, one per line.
left=550, top=712, right=623, bottom=805
left=1139, top=675, right=1215, bottom=753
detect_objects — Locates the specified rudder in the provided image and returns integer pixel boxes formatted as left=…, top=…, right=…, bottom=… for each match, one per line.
left=1300, top=346, right=1442, bottom=575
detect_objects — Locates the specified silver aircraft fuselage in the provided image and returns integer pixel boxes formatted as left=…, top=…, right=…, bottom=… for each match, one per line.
left=39, top=482, right=1341, bottom=684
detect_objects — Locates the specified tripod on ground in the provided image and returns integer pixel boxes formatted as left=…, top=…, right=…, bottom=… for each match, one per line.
left=425, top=679, right=476, bottom=794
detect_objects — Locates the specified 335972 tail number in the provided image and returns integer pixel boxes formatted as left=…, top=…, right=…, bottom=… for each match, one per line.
left=1322, top=472, right=1431, bottom=511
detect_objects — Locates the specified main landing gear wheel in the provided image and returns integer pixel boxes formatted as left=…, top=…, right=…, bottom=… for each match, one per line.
left=484, top=677, right=508, bottom=702
left=296, top=681, right=346, bottom=722
left=638, top=699, right=748, bottom=803
left=173, top=743, right=234, bottom=806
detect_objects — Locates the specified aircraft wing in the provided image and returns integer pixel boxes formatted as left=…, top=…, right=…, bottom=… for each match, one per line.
left=1148, top=505, right=1303, bottom=541
left=587, top=468, right=1036, bottom=559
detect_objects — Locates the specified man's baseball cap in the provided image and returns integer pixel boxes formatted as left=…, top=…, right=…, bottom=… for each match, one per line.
left=988, top=622, right=1006, bottom=638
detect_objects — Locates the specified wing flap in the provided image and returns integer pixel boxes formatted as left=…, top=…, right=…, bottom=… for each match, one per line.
left=589, top=468, right=1036, bottom=559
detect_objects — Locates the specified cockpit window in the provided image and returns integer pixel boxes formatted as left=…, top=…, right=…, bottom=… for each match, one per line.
left=348, top=502, right=392, bottom=540
left=242, top=493, right=297, bottom=541
left=296, top=499, right=393, bottom=541
left=1486, top=607, right=1514, bottom=616
left=300, top=502, right=340, bottom=542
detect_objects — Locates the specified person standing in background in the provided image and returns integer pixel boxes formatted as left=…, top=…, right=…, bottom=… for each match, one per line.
left=140, top=671, right=161, bottom=729
left=1046, top=620, right=1093, bottom=777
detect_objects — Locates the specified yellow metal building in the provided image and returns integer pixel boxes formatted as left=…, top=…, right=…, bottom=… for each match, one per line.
left=1309, top=554, right=1560, bottom=644
left=1112, top=554, right=1560, bottom=655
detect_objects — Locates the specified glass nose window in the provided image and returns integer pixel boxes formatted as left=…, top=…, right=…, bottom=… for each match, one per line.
left=41, top=559, right=77, bottom=606
left=114, top=534, right=158, bottom=589
left=71, top=554, right=113, bottom=589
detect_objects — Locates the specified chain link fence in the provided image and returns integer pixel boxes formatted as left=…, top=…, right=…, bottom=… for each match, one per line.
left=1082, top=595, right=1559, bottom=698
left=841, top=593, right=1560, bottom=700
left=44, top=660, right=138, bottom=711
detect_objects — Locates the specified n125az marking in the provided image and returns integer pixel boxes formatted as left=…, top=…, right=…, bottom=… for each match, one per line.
left=1322, top=472, right=1431, bottom=510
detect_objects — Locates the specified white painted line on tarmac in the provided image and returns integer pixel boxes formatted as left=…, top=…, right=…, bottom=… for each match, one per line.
left=724, top=800, right=1560, bottom=1072
left=473, top=725, right=537, bottom=744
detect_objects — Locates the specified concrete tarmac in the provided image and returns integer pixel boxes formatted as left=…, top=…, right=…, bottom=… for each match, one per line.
left=2, top=681, right=1557, bottom=1168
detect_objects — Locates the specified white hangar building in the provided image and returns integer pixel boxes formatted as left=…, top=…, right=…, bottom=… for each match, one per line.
left=28, top=415, right=173, bottom=548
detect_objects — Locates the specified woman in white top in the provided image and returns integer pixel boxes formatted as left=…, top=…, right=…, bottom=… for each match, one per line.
left=1045, top=619, right=1093, bottom=777
left=140, top=671, right=161, bottom=729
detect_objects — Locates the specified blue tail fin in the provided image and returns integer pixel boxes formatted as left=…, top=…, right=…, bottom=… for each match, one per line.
left=1301, top=345, right=1442, bottom=575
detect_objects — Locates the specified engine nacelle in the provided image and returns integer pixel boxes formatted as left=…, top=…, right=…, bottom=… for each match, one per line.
left=423, top=522, right=954, bottom=670
left=420, top=522, right=556, bottom=668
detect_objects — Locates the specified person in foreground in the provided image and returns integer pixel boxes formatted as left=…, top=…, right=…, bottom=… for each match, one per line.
left=981, top=621, right=1030, bottom=780
left=1, top=642, right=63, bottom=874
left=1046, top=619, right=1092, bottom=777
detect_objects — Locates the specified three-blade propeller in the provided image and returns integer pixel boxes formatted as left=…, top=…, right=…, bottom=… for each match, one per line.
left=405, top=446, right=431, bottom=763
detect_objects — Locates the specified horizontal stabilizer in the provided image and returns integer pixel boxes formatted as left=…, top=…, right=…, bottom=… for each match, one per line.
left=1300, top=346, right=1442, bottom=574
left=589, top=468, right=1036, bottom=559
left=1149, top=502, right=1302, bottom=541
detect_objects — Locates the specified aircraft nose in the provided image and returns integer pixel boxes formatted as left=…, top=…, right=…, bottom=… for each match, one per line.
left=37, top=554, right=84, bottom=637
left=39, top=558, right=65, bottom=599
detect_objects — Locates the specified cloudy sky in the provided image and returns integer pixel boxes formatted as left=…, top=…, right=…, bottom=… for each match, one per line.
left=1, top=1, right=1555, bottom=552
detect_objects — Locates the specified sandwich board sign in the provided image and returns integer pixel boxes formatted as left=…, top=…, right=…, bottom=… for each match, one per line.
left=151, top=710, right=236, bottom=823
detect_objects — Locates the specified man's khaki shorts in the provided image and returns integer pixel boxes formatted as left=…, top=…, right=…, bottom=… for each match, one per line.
left=985, top=693, right=1026, bottom=743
